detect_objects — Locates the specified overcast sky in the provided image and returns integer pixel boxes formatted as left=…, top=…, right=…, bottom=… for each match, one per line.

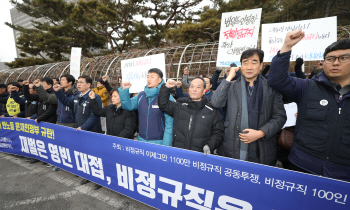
left=0, top=0, right=17, bottom=63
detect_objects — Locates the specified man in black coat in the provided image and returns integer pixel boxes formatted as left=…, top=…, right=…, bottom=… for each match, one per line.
left=29, top=78, right=57, bottom=123
left=158, top=77, right=224, bottom=154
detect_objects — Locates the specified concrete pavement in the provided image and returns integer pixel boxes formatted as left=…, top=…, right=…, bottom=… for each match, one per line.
left=0, top=153, right=156, bottom=210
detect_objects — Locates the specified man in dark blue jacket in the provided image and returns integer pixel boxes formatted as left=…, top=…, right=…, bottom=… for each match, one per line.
left=35, top=74, right=79, bottom=128
left=54, top=75, right=102, bottom=185
left=54, top=75, right=102, bottom=133
left=267, top=29, right=350, bottom=181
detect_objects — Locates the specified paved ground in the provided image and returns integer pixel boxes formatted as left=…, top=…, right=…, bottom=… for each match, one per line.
left=0, top=153, right=156, bottom=210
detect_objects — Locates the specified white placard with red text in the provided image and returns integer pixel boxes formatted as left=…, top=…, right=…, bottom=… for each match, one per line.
left=216, top=8, right=262, bottom=67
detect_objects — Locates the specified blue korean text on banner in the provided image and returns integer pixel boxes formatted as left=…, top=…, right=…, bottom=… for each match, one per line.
left=0, top=118, right=349, bottom=210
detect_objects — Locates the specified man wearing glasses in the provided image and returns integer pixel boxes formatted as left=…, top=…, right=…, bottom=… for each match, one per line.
left=267, top=29, right=350, bottom=181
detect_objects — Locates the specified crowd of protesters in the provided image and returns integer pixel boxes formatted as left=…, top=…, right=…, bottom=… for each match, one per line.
left=1, top=29, right=350, bottom=184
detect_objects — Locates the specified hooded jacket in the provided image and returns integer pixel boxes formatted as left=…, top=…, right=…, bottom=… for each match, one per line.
left=118, top=80, right=174, bottom=146
left=92, top=86, right=109, bottom=107
left=159, top=84, right=224, bottom=152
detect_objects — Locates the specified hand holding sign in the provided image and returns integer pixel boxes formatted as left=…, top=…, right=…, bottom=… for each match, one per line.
left=226, top=67, right=240, bottom=81
left=165, top=79, right=176, bottom=88
left=33, top=79, right=41, bottom=87
left=53, top=84, right=61, bottom=92
left=121, top=82, right=132, bottom=90
left=88, top=91, right=95, bottom=99
left=281, top=29, right=305, bottom=53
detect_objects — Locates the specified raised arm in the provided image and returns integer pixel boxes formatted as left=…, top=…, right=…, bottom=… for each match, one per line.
left=267, top=29, right=310, bottom=103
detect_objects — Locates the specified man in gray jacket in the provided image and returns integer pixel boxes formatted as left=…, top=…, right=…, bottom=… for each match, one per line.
left=211, top=49, right=287, bottom=166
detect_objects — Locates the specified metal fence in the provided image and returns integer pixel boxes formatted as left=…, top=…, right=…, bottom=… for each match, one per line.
left=1, top=25, right=349, bottom=86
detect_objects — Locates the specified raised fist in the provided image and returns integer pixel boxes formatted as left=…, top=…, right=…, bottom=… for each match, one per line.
left=53, top=84, right=61, bottom=92
left=176, top=81, right=182, bottom=88
left=88, top=90, right=95, bottom=99
left=183, top=67, right=188, bottom=75
left=23, top=80, right=30, bottom=85
left=281, top=29, right=305, bottom=53
left=102, top=75, right=108, bottom=82
left=121, top=82, right=132, bottom=90
left=165, top=79, right=176, bottom=88
left=33, top=79, right=41, bottom=87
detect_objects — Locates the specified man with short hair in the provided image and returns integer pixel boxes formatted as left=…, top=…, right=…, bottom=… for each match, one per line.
left=34, top=74, right=79, bottom=128
left=267, top=29, right=350, bottom=181
left=119, top=68, right=174, bottom=146
left=211, top=49, right=287, bottom=166
left=54, top=75, right=102, bottom=185
left=15, top=81, right=39, bottom=119
left=54, top=75, right=102, bottom=132
left=159, top=77, right=224, bottom=154
left=175, top=76, right=213, bottom=99
left=27, top=78, right=57, bottom=123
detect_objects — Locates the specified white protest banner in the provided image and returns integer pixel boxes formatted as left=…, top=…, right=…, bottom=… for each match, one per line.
left=216, top=8, right=262, bottom=67
left=121, top=53, right=166, bottom=93
left=262, top=16, right=337, bottom=62
left=70, top=47, right=82, bottom=79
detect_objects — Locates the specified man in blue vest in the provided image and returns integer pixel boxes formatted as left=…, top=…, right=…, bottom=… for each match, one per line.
left=119, top=68, right=174, bottom=146
left=267, top=29, right=350, bottom=181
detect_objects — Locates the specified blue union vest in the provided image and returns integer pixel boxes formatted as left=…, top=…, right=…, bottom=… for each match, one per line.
left=137, top=91, right=165, bottom=140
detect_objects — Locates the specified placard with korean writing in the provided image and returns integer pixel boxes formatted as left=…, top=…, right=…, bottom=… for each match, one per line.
left=1, top=117, right=349, bottom=210
left=70, top=47, right=82, bottom=80
left=121, top=53, right=166, bottom=93
left=262, top=16, right=337, bottom=62
left=216, top=8, right=262, bottom=67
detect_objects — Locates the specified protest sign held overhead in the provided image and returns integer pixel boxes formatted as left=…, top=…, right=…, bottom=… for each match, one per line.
left=121, top=53, right=166, bottom=93
left=217, top=8, right=262, bottom=67
left=70, top=47, right=82, bottom=79
left=262, top=16, right=337, bottom=62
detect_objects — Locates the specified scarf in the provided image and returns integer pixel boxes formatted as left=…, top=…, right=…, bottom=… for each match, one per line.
left=240, top=74, right=263, bottom=161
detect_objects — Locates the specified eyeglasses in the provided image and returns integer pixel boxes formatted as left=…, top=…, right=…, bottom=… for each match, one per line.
left=324, top=54, right=350, bottom=64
